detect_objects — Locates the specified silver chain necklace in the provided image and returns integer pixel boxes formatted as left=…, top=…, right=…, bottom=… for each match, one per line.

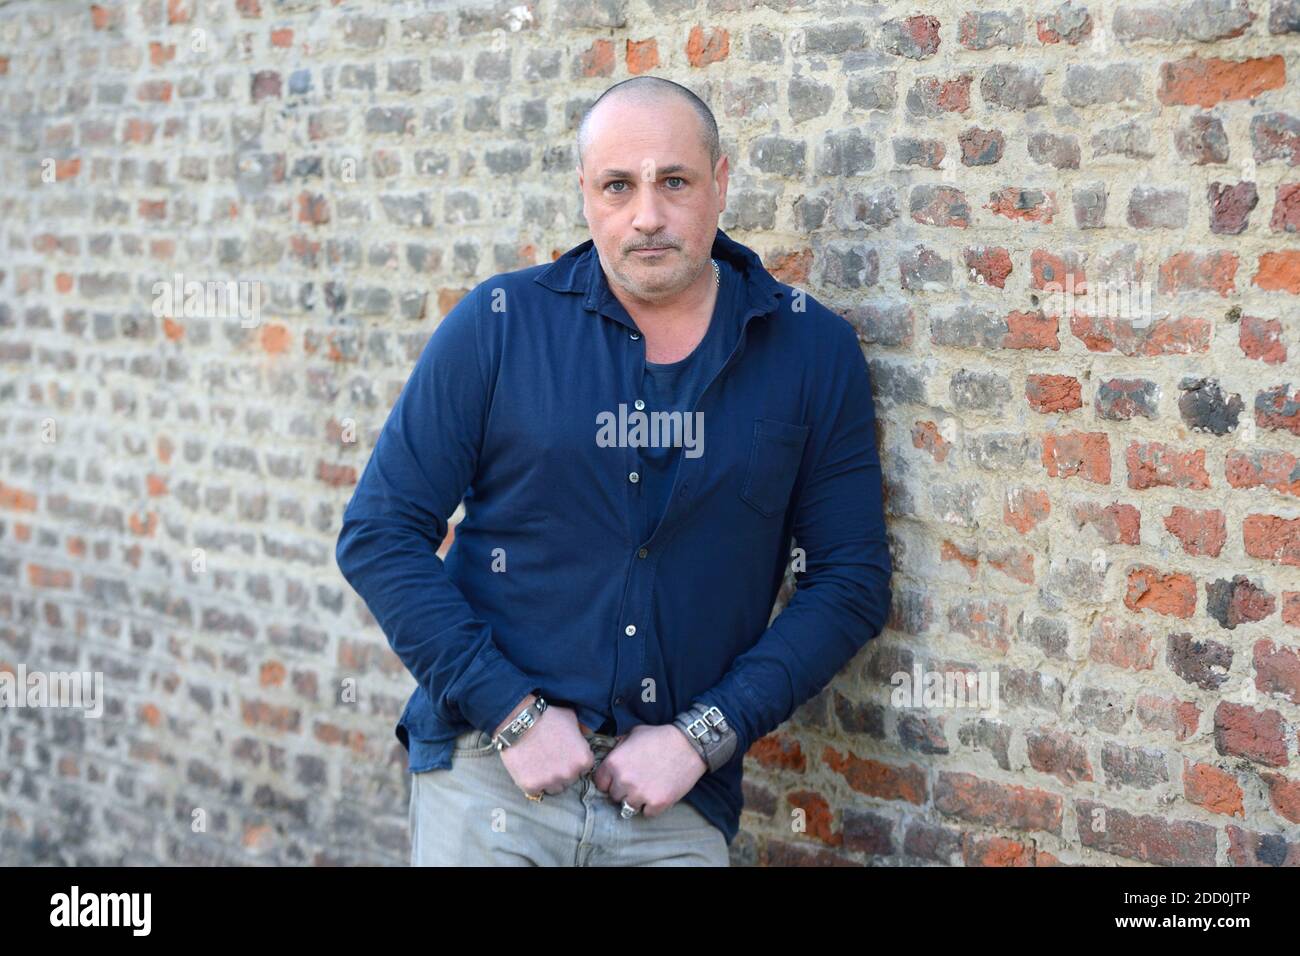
left=711, top=258, right=719, bottom=286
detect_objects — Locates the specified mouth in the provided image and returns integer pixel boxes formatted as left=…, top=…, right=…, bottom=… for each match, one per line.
left=629, top=246, right=673, bottom=257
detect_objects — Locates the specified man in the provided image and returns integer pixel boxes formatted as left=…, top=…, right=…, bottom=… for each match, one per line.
left=335, top=75, right=892, bottom=866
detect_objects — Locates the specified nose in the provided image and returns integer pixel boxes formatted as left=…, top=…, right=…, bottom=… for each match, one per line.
left=629, top=182, right=667, bottom=236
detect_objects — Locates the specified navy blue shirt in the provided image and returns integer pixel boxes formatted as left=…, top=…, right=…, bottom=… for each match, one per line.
left=561, top=258, right=736, bottom=736
left=335, top=228, right=893, bottom=846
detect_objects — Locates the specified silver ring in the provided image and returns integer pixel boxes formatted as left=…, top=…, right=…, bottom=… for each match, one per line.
left=620, top=799, right=639, bottom=819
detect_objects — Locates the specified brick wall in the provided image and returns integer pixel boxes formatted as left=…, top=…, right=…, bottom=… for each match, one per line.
left=0, top=0, right=1297, bottom=866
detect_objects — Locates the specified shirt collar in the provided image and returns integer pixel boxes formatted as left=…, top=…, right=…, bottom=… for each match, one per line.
left=533, top=226, right=784, bottom=323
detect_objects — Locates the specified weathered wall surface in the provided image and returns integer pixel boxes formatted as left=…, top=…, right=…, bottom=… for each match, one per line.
left=0, top=0, right=1297, bottom=866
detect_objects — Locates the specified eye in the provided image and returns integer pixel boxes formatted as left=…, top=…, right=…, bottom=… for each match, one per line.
left=665, top=176, right=685, bottom=188
left=605, top=180, right=629, bottom=193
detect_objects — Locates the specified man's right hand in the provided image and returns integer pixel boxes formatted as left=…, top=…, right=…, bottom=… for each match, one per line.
left=493, top=695, right=595, bottom=796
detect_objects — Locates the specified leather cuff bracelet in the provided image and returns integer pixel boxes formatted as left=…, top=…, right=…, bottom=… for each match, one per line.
left=672, top=702, right=737, bottom=773
left=491, top=695, right=547, bottom=751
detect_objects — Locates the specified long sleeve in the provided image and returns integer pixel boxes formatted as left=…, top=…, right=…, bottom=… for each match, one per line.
left=696, top=319, right=893, bottom=764
left=334, top=281, right=537, bottom=738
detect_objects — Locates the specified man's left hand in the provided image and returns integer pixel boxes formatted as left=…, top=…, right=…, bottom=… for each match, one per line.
left=593, top=723, right=706, bottom=817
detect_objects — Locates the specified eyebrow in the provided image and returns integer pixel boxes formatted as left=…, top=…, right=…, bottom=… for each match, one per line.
left=597, top=164, right=693, bottom=179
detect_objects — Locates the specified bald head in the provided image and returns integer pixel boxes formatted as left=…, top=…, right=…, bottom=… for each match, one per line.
left=576, top=76, right=721, bottom=175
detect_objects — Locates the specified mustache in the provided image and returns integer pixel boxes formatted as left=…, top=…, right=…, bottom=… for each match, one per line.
left=627, top=242, right=676, bottom=251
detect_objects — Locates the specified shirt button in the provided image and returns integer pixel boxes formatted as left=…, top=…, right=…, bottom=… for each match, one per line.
left=634, top=399, right=645, bottom=411
left=629, top=471, right=639, bottom=483
left=629, top=331, right=640, bottom=340
left=624, top=624, right=636, bottom=636
left=637, top=547, right=648, bottom=558
left=614, top=696, right=624, bottom=705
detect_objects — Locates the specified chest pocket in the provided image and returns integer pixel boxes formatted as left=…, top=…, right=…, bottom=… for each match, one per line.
left=740, top=417, right=811, bottom=518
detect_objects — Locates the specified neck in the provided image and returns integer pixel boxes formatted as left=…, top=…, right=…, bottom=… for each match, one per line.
left=604, top=257, right=718, bottom=333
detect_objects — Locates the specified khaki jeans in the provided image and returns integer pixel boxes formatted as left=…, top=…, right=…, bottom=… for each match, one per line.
left=409, top=727, right=730, bottom=866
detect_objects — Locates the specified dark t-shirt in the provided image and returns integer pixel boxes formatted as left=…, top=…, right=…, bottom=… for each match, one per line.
left=637, top=256, right=738, bottom=545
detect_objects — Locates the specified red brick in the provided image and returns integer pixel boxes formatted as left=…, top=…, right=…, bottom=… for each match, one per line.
left=821, top=746, right=926, bottom=803
left=316, top=461, right=357, bottom=487
left=1254, top=639, right=1300, bottom=705
left=1256, top=384, right=1300, bottom=436
left=1253, top=250, right=1300, bottom=293
left=297, top=191, right=329, bottom=225
left=686, top=25, right=729, bottom=67
left=1243, top=513, right=1300, bottom=566
left=1183, top=760, right=1244, bottom=817
left=1157, top=55, right=1286, bottom=108
left=90, top=4, right=118, bottom=29
left=787, top=790, right=842, bottom=845
left=1026, top=729, right=1093, bottom=785
left=27, top=565, right=73, bottom=589
left=1259, top=772, right=1300, bottom=823
left=1158, top=250, right=1238, bottom=295
left=1135, top=692, right=1200, bottom=741
left=1239, top=314, right=1288, bottom=364
left=912, top=420, right=953, bottom=463
left=749, top=732, right=806, bottom=771
left=1214, top=701, right=1289, bottom=766
left=910, top=74, right=972, bottom=113
left=963, top=245, right=1012, bottom=288
left=1004, top=486, right=1051, bottom=533
left=0, top=482, right=38, bottom=511
left=1070, top=313, right=1212, bottom=355
left=935, top=771, right=1063, bottom=833
left=579, top=38, right=614, bottom=77
left=149, top=42, right=175, bottom=67
left=1026, top=374, right=1082, bottom=413
left=1271, top=183, right=1300, bottom=233
left=1071, top=500, right=1141, bottom=545
left=1127, top=440, right=1210, bottom=490
left=987, top=187, right=1058, bottom=223
left=136, top=80, right=173, bottom=103
left=1284, top=592, right=1300, bottom=627
left=766, top=248, right=812, bottom=286
left=1043, top=430, right=1111, bottom=483
left=1124, top=565, right=1197, bottom=618
left=625, top=38, right=659, bottom=75
left=1090, top=615, right=1157, bottom=670
left=1030, top=249, right=1086, bottom=293
left=963, top=835, right=1035, bottom=866
left=1225, top=448, right=1300, bottom=498
left=1163, top=506, right=1226, bottom=556
left=1076, top=798, right=1217, bottom=865
left=260, top=323, right=290, bottom=354
left=1004, top=310, right=1059, bottom=349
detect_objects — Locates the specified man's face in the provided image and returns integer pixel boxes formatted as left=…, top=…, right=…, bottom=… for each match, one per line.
left=578, top=96, right=728, bottom=304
